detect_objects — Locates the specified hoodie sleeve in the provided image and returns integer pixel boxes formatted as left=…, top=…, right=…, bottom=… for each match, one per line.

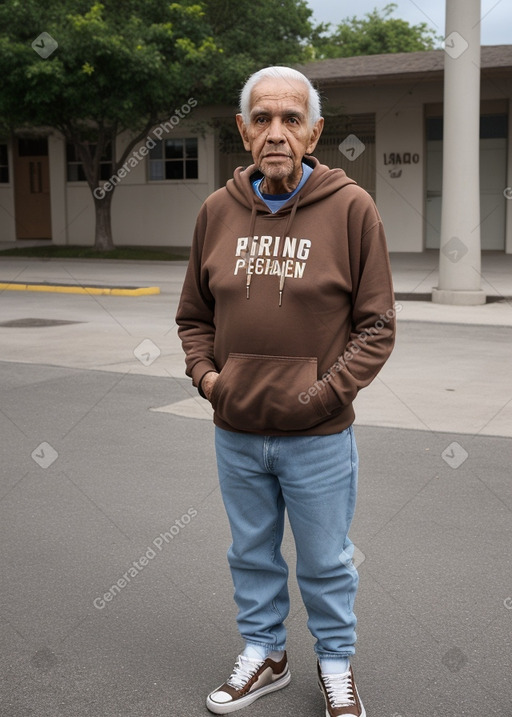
left=175, top=203, right=218, bottom=394
left=318, top=198, right=396, bottom=413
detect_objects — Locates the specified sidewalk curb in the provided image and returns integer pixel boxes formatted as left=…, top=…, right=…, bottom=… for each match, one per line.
left=0, top=255, right=190, bottom=266
left=0, top=281, right=160, bottom=297
left=394, top=291, right=512, bottom=302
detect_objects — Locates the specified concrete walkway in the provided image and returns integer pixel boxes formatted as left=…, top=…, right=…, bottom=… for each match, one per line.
left=390, top=250, right=512, bottom=299
left=1, top=252, right=512, bottom=437
left=1, top=248, right=512, bottom=316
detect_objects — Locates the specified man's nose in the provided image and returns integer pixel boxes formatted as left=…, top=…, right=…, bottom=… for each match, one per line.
left=266, top=117, right=285, bottom=143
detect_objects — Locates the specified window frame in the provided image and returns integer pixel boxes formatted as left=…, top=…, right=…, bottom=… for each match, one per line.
left=66, top=142, right=113, bottom=183
left=147, top=137, right=199, bottom=182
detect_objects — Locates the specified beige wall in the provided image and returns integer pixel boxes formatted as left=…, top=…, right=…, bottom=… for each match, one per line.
left=506, top=98, right=512, bottom=254
left=0, top=143, right=16, bottom=242
left=375, top=105, right=425, bottom=252
left=319, top=78, right=511, bottom=253
left=0, top=122, right=218, bottom=246
left=52, top=126, right=216, bottom=247
left=321, top=82, right=439, bottom=252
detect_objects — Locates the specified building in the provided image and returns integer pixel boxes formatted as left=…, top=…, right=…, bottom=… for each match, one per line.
left=1, top=45, right=511, bottom=253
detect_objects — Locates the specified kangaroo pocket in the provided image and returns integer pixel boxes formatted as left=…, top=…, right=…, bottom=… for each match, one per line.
left=210, top=353, right=332, bottom=433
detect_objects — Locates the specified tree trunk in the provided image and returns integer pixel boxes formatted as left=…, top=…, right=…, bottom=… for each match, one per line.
left=93, top=191, right=115, bottom=251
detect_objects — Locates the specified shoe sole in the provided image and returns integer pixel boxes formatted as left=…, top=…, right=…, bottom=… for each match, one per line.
left=318, top=679, right=366, bottom=717
left=206, top=670, right=291, bottom=714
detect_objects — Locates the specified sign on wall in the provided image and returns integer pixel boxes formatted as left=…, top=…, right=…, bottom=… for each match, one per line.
left=383, top=151, right=420, bottom=178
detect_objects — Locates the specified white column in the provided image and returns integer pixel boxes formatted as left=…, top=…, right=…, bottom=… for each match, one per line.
left=505, top=99, right=512, bottom=254
left=432, top=0, right=486, bottom=305
left=48, top=132, right=69, bottom=245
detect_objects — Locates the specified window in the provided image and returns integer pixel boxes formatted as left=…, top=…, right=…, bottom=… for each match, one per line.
left=480, top=114, right=508, bottom=139
left=0, top=144, right=8, bottom=183
left=426, top=114, right=508, bottom=141
left=148, top=138, right=198, bottom=180
left=66, top=143, right=112, bottom=182
left=18, top=138, right=48, bottom=156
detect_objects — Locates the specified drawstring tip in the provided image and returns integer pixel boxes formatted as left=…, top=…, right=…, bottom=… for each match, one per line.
left=279, top=291, right=283, bottom=307
left=246, top=285, right=250, bottom=299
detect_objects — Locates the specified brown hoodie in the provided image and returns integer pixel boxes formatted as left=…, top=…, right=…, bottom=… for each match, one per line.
left=176, top=156, right=395, bottom=436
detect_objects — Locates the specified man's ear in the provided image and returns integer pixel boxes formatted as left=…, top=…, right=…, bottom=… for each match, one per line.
left=306, top=117, right=324, bottom=155
left=236, top=114, right=251, bottom=152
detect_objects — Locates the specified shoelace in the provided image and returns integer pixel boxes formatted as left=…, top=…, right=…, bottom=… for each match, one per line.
left=323, top=670, right=356, bottom=708
left=227, top=655, right=264, bottom=690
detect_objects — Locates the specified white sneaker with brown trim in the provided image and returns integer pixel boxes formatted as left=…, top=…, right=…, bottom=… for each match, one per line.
left=317, top=662, right=366, bottom=717
left=206, top=652, right=291, bottom=714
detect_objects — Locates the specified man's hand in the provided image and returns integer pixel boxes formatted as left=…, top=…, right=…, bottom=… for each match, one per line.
left=201, top=372, right=219, bottom=402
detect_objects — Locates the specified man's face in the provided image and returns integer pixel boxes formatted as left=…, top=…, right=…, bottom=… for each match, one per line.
left=236, top=77, right=324, bottom=194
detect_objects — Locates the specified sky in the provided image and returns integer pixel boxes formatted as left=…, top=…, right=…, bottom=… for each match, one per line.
left=306, top=0, right=512, bottom=46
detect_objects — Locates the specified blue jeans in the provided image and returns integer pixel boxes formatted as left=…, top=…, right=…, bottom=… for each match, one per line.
left=215, top=426, right=359, bottom=659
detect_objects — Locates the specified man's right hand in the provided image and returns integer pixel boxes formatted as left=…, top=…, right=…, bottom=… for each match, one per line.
left=201, top=372, right=219, bottom=402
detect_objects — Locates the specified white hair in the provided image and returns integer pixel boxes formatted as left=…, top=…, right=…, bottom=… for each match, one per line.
left=239, top=66, right=321, bottom=127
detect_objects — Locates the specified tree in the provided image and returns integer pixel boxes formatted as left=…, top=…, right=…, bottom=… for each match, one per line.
left=203, top=0, right=314, bottom=99
left=0, top=0, right=224, bottom=250
left=310, top=3, right=440, bottom=60
left=0, top=0, right=314, bottom=250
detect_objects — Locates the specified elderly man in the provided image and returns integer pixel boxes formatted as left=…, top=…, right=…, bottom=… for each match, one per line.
left=176, top=66, right=395, bottom=717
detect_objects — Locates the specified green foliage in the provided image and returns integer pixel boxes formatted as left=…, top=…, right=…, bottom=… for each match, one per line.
left=202, top=0, right=314, bottom=101
left=310, top=3, right=440, bottom=59
left=0, top=0, right=222, bottom=134
left=0, top=0, right=315, bottom=136
left=0, top=0, right=315, bottom=247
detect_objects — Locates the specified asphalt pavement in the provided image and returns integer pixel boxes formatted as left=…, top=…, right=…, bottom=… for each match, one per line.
left=1, top=253, right=511, bottom=717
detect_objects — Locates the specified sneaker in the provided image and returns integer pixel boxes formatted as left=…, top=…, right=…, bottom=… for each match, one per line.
left=317, top=662, right=366, bottom=717
left=206, top=652, right=290, bottom=714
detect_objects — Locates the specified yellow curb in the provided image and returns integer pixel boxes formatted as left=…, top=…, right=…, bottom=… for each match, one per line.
left=0, top=282, right=160, bottom=296
left=111, top=287, right=160, bottom=296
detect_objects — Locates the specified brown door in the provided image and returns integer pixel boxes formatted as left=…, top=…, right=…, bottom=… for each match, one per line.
left=13, top=137, right=52, bottom=239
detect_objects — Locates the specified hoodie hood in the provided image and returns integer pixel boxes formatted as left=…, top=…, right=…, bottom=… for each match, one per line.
left=226, top=156, right=357, bottom=213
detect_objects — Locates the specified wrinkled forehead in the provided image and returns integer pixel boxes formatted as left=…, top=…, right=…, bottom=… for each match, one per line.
left=249, top=78, right=309, bottom=116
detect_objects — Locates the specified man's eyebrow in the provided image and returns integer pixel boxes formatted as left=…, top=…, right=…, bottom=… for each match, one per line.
left=250, top=107, right=307, bottom=120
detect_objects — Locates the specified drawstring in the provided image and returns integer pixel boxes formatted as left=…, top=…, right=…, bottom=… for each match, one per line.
left=245, top=205, right=258, bottom=300
left=244, top=192, right=302, bottom=306
left=278, top=272, right=285, bottom=307
left=278, top=195, right=300, bottom=306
